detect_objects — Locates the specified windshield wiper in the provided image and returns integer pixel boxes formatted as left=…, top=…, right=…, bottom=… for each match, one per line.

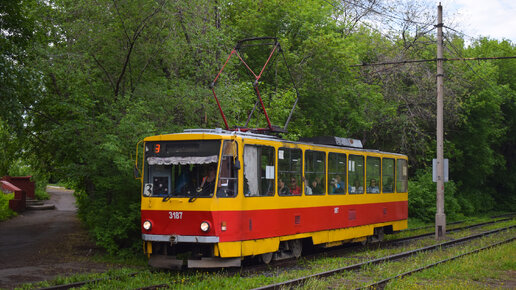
left=188, top=189, right=199, bottom=203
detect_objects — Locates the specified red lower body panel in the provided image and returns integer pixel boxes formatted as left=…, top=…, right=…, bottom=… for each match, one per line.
left=141, top=201, right=408, bottom=242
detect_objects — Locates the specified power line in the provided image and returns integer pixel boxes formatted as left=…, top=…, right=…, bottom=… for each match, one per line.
left=322, top=0, right=435, bottom=40
left=443, top=34, right=505, bottom=95
left=337, top=0, right=432, bottom=26
left=443, top=25, right=477, bottom=41
left=350, top=55, right=516, bottom=67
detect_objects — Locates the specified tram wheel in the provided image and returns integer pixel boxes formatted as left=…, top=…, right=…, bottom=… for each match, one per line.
left=289, top=239, right=302, bottom=258
left=261, top=252, right=273, bottom=264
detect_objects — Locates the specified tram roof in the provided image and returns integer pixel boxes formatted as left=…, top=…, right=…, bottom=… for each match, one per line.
left=150, top=128, right=406, bottom=157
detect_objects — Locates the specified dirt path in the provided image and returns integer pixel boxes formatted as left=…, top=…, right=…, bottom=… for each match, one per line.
left=0, top=187, right=113, bottom=289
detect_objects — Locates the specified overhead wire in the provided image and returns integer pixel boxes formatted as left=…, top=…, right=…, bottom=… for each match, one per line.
left=443, top=34, right=503, bottom=95
left=443, top=25, right=478, bottom=42
left=337, top=0, right=432, bottom=26
left=322, top=0, right=436, bottom=42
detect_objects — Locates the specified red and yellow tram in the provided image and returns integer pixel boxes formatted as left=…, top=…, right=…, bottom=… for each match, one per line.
left=138, top=129, right=408, bottom=268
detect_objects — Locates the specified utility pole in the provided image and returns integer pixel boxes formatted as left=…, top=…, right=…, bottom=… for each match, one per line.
left=435, top=3, right=446, bottom=240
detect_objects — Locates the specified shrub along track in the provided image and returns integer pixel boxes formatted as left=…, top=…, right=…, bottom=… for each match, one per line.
left=33, top=218, right=515, bottom=290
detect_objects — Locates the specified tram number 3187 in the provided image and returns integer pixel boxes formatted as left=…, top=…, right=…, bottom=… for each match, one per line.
left=169, top=211, right=183, bottom=220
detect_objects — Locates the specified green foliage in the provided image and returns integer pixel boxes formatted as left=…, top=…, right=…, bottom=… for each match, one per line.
left=408, top=169, right=461, bottom=222
left=0, top=193, right=17, bottom=221
left=76, top=190, right=141, bottom=256
left=0, top=119, right=20, bottom=176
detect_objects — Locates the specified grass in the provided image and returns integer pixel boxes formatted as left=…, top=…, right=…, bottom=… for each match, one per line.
left=0, top=192, right=17, bottom=221
left=35, top=184, right=50, bottom=200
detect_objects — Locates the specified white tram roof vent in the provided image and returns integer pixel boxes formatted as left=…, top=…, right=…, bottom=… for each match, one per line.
left=183, top=128, right=280, bottom=139
left=299, top=136, right=363, bottom=149
left=183, top=128, right=232, bottom=134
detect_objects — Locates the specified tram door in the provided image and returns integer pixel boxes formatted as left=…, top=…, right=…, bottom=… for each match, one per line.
left=241, top=143, right=277, bottom=241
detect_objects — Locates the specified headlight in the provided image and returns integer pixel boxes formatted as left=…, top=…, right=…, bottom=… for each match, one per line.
left=143, top=220, right=152, bottom=231
left=200, top=221, right=210, bottom=232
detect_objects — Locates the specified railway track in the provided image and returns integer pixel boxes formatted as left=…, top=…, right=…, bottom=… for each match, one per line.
left=252, top=225, right=515, bottom=290
left=35, top=217, right=514, bottom=290
left=401, top=212, right=515, bottom=233
left=390, top=216, right=514, bottom=243
left=36, top=272, right=140, bottom=290
left=359, top=237, right=515, bottom=289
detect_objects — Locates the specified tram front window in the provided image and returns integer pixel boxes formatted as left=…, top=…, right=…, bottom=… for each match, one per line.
left=143, top=140, right=221, bottom=198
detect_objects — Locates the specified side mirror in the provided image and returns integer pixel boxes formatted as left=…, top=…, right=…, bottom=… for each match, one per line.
left=234, top=158, right=241, bottom=170
left=134, top=165, right=141, bottom=179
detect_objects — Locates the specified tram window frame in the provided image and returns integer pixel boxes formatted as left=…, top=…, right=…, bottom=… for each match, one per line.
left=396, top=159, right=408, bottom=193
left=243, top=145, right=275, bottom=197
left=278, top=147, right=302, bottom=196
left=366, top=156, right=381, bottom=194
left=216, top=140, right=239, bottom=198
left=328, top=152, right=346, bottom=195
left=304, top=150, right=326, bottom=195
left=382, top=158, right=395, bottom=193
left=348, top=155, right=365, bottom=194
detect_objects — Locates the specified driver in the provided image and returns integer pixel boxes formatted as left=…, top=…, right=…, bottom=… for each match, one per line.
left=197, top=166, right=216, bottom=196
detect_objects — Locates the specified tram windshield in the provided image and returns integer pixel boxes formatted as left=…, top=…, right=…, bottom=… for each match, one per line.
left=143, top=140, right=221, bottom=198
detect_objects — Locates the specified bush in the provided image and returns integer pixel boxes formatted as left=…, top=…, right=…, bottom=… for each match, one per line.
left=75, top=177, right=142, bottom=257
left=408, top=169, right=461, bottom=222
left=0, top=193, right=17, bottom=221
left=457, top=188, right=495, bottom=214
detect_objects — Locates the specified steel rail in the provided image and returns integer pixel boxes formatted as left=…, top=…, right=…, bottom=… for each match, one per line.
left=36, top=272, right=140, bottom=290
left=252, top=225, right=515, bottom=290
left=137, top=283, right=171, bottom=289
left=359, top=236, right=516, bottom=290
left=391, top=217, right=513, bottom=243
left=402, top=213, right=515, bottom=232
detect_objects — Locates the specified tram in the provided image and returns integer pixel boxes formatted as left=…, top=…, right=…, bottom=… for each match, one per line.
left=138, top=129, right=408, bottom=268
left=138, top=38, right=407, bottom=268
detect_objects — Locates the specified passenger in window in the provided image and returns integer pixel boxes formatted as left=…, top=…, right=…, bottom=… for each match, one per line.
left=367, top=179, right=380, bottom=193
left=331, top=175, right=345, bottom=193
left=278, top=178, right=289, bottom=195
left=383, top=177, right=394, bottom=192
left=311, top=178, right=323, bottom=194
left=350, top=179, right=363, bottom=194
left=265, top=180, right=274, bottom=196
left=290, top=177, right=301, bottom=195
left=197, top=166, right=216, bottom=196
left=305, top=185, right=312, bottom=195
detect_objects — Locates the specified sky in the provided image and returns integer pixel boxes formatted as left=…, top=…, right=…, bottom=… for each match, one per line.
left=443, top=0, right=516, bottom=43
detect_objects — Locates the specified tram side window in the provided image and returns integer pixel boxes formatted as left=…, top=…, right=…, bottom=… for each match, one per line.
left=382, top=158, right=395, bottom=193
left=244, top=145, right=275, bottom=197
left=366, top=157, right=381, bottom=194
left=396, top=159, right=408, bottom=193
left=216, top=141, right=239, bottom=197
left=328, top=152, right=346, bottom=194
left=349, top=155, right=364, bottom=194
left=278, top=147, right=302, bottom=196
left=305, top=150, right=325, bottom=195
